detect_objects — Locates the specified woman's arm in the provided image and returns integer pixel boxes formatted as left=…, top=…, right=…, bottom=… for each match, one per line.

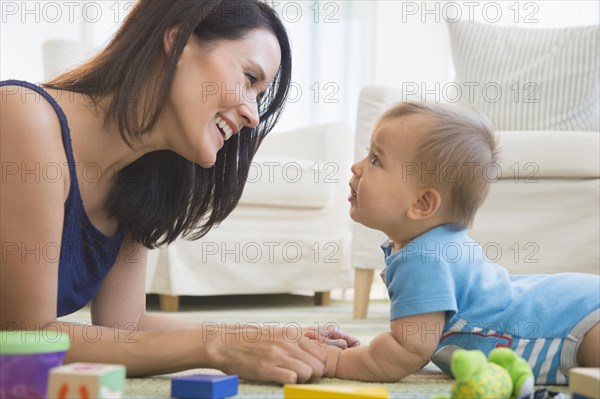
left=90, top=237, right=328, bottom=381
left=0, top=92, right=325, bottom=384
left=1, top=87, right=68, bottom=327
left=90, top=237, right=205, bottom=332
left=325, top=312, right=445, bottom=382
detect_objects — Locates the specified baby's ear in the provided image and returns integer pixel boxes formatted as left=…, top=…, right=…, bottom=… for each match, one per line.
left=407, top=187, right=442, bottom=220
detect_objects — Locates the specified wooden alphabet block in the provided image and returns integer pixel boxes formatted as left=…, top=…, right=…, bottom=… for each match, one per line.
left=46, top=363, right=126, bottom=399
left=171, top=374, right=238, bottom=399
left=570, top=368, right=600, bottom=399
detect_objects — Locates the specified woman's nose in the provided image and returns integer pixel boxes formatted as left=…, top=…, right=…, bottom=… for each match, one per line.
left=240, top=92, right=260, bottom=129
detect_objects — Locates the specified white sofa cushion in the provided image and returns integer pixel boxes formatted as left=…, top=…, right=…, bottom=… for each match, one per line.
left=495, top=130, right=599, bottom=179
left=355, top=87, right=599, bottom=179
left=238, top=156, right=334, bottom=209
left=448, top=21, right=600, bottom=131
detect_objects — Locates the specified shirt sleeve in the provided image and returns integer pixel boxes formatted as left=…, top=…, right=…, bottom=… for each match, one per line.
left=385, top=253, right=458, bottom=321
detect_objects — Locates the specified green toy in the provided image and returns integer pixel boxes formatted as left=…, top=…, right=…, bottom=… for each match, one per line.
left=436, top=348, right=534, bottom=399
left=488, top=348, right=535, bottom=399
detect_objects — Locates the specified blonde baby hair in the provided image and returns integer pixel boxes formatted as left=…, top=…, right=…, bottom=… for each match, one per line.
left=377, top=101, right=499, bottom=228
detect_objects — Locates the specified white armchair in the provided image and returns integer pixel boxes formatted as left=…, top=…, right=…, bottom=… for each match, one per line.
left=351, top=85, right=600, bottom=319
left=146, top=122, right=355, bottom=311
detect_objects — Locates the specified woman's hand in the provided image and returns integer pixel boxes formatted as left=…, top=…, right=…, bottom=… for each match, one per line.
left=205, top=324, right=327, bottom=384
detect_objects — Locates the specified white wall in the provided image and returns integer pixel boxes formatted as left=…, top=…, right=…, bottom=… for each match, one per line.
left=0, top=1, right=373, bottom=131
left=0, top=1, right=129, bottom=82
left=2, top=1, right=598, bottom=120
left=372, top=0, right=600, bottom=90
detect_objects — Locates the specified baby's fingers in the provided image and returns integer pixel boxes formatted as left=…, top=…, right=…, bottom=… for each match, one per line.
left=323, top=338, right=348, bottom=349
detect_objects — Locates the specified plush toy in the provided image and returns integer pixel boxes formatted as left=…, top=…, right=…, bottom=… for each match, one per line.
left=436, top=348, right=534, bottom=399
left=488, top=348, right=535, bottom=399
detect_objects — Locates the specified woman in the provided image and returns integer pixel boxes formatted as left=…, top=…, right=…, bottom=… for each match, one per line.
left=0, top=0, right=354, bottom=383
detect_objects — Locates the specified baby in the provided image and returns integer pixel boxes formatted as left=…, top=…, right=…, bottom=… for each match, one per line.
left=314, top=102, right=600, bottom=385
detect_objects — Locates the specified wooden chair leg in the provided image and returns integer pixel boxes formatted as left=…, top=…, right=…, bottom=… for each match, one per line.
left=159, top=294, right=179, bottom=312
left=314, top=291, right=331, bottom=306
left=353, top=268, right=374, bottom=319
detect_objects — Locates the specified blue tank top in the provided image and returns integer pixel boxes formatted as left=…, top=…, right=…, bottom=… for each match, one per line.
left=1, top=80, right=126, bottom=317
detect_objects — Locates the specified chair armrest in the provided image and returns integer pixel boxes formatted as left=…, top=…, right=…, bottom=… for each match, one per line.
left=259, top=122, right=353, bottom=164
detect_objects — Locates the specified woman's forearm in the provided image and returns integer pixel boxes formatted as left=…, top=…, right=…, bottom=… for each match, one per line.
left=48, top=321, right=207, bottom=377
left=64, top=313, right=328, bottom=381
left=136, top=311, right=203, bottom=331
left=137, top=313, right=266, bottom=341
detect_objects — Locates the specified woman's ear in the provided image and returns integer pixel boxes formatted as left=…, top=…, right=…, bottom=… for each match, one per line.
left=407, top=188, right=442, bottom=220
left=163, top=26, right=179, bottom=57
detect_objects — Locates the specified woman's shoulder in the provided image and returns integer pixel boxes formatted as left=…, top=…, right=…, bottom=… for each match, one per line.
left=1, top=84, right=67, bottom=153
left=1, top=83, right=70, bottom=197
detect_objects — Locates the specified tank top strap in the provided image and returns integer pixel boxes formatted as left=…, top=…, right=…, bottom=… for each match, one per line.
left=0, top=80, right=79, bottom=193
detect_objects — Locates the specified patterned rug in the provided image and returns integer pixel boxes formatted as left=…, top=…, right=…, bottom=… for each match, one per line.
left=64, top=294, right=567, bottom=398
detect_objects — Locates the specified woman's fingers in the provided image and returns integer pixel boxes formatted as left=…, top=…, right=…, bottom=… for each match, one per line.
left=252, top=342, right=324, bottom=384
left=303, top=329, right=321, bottom=342
left=279, top=356, right=315, bottom=383
left=297, top=336, right=327, bottom=362
left=213, top=325, right=328, bottom=384
left=267, top=366, right=298, bottom=385
left=295, top=337, right=327, bottom=380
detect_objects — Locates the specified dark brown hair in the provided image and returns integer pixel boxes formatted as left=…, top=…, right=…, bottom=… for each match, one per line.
left=45, top=0, right=292, bottom=248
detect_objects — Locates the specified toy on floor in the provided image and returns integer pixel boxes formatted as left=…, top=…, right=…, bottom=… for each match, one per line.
left=284, top=385, right=389, bottom=398
left=171, top=374, right=238, bottom=399
left=0, top=330, right=70, bottom=399
left=569, top=368, right=600, bottom=399
left=487, top=348, right=535, bottom=399
left=46, top=363, right=126, bottom=399
left=435, top=348, right=534, bottom=399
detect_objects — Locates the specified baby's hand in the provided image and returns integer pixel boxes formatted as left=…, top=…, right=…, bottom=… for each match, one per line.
left=324, top=345, right=343, bottom=378
left=303, top=325, right=360, bottom=349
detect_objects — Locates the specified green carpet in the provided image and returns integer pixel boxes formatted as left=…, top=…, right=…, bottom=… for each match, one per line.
left=63, top=294, right=568, bottom=398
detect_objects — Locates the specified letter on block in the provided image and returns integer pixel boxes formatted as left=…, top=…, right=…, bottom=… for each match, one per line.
left=46, top=363, right=126, bottom=399
left=284, top=385, right=389, bottom=399
left=171, top=374, right=239, bottom=399
left=570, top=368, right=600, bottom=399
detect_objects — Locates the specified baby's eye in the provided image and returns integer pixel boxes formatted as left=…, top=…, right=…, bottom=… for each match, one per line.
left=245, top=72, right=258, bottom=85
left=365, top=147, right=380, bottom=166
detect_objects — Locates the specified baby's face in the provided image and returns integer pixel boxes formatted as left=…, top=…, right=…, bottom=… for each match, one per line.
left=349, top=116, right=426, bottom=239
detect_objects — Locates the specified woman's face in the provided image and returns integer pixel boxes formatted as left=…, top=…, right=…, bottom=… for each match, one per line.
left=164, top=28, right=282, bottom=167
